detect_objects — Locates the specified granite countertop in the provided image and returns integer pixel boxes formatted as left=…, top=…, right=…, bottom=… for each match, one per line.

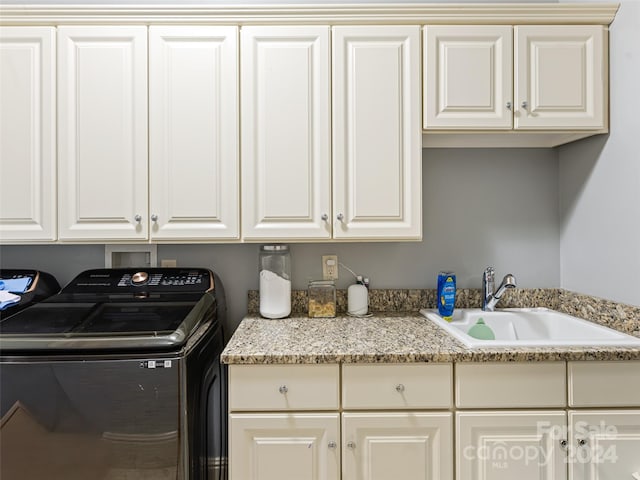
left=221, top=312, right=640, bottom=365
left=222, top=288, right=640, bottom=364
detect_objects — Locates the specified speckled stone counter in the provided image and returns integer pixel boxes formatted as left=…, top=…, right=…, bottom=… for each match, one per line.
left=221, top=312, right=640, bottom=365
left=224, top=288, right=640, bottom=364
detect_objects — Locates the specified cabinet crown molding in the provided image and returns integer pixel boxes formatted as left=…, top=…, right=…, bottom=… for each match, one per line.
left=0, top=3, right=619, bottom=26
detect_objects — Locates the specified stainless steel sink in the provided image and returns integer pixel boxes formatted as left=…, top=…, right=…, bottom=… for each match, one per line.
left=420, top=308, right=640, bottom=348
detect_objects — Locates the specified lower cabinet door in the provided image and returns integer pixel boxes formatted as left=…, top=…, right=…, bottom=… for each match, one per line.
left=457, top=411, right=567, bottom=480
left=342, top=412, right=453, bottom=480
left=569, top=410, right=640, bottom=480
left=229, top=413, right=340, bottom=480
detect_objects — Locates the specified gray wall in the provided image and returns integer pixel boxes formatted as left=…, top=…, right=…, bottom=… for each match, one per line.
left=1, top=148, right=560, bottom=333
left=559, top=0, right=640, bottom=307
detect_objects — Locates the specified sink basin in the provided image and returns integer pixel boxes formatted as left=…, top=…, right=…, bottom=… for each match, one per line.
left=419, top=308, right=640, bottom=348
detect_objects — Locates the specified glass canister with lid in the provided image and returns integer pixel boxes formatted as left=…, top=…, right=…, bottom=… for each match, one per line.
left=259, top=245, right=291, bottom=319
left=308, top=280, right=336, bottom=318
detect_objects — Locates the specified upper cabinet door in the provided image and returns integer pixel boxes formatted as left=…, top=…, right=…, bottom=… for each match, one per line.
left=241, top=26, right=331, bottom=241
left=58, top=26, right=148, bottom=241
left=0, top=27, right=56, bottom=242
left=515, top=25, right=605, bottom=130
left=149, top=26, right=239, bottom=241
left=423, top=26, right=513, bottom=129
left=333, top=26, right=422, bottom=240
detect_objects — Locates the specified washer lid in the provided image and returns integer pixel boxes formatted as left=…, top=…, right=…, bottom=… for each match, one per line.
left=0, top=293, right=216, bottom=352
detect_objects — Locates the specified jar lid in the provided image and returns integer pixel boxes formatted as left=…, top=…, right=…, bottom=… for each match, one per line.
left=260, top=245, right=289, bottom=252
left=308, top=280, right=335, bottom=287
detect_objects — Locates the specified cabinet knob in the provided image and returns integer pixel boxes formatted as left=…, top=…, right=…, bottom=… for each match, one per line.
left=347, top=441, right=356, bottom=450
left=278, top=385, right=288, bottom=394
left=521, top=100, right=528, bottom=110
left=321, top=213, right=328, bottom=222
left=151, top=214, right=158, bottom=222
left=506, top=101, right=512, bottom=110
left=559, top=439, right=568, bottom=449
left=134, top=214, right=142, bottom=223
left=328, top=441, right=337, bottom=449
left=577, top=439, right=587, bottom=447
left=395, top=384, right=405, bottom=393
left=336, top=213, right=344, bottom=222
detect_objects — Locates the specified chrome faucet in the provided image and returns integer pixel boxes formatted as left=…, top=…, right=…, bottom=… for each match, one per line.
left=482, top=267, right=517, bottom=311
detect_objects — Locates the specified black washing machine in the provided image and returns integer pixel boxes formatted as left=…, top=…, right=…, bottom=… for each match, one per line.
left=0, top=267, right=227, bottom=480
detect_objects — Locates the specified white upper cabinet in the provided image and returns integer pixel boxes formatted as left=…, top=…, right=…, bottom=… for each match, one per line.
left=423, top=24, right=606, bottom=143
left=424, top=26, right=513, bottom=129
left=149, top=26, right=239, bottom=241
left=241, top=26, right=331, bottom=241
left=515, top=25, right=605, bottom=130
left=58, top=26, right=148, bottom=241
left=333, top=26, right=422, bottom=240
left=242, top=25, right=421, bottom=242
left=0, top=4, right=616, bottom=242
left=0, top=27, right=56, bottom=242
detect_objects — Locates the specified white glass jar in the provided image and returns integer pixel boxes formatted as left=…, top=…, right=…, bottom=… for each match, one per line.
left=259, top=245, right=291, bottom=319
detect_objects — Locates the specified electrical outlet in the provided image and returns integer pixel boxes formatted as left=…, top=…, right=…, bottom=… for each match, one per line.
left=322, top=255, right=338, bottom=280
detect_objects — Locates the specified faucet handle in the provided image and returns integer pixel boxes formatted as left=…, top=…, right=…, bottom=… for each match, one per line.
left=484, top=267, right=495, bottom=280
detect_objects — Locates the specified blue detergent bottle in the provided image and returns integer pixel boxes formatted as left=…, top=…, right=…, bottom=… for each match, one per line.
left=437, top=271, right=456, bottom=321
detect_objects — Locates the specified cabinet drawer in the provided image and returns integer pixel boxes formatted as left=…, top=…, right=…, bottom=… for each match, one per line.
left=342, top=363, right=453, bottom=409
left=569, top=361, right=640, bottom=407
left=229, top=364, right=339, bottom=411
left=456, top=362, right=566, bottom=408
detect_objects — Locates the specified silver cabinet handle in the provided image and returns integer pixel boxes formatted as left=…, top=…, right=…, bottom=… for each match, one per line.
left=506, top=101, right=512, bottom=110
left=336, top=213, right=344, bottom=222
left=321, top=213, right=328, bottom=221
left=559, top=439, right=568, bottom=449
left=395, top=384, right=405, bottom=393
left=134, top=214, right=142, bottom=223
left=278, top=385, right=288, bottom=394
left=578, top=439, right=587, bottom=447
left=328, top=441, right=337, bottom=449
left=347, top=441, right=356, bottom=449
left=150, top=214, right=158, bottom=222
left=521, top=100, right=528, bottom=110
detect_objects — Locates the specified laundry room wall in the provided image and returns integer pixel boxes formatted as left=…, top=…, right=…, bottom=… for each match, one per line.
left=1, top=148, right=561, bottom=333
left=558, top=0, right=640, bottom=307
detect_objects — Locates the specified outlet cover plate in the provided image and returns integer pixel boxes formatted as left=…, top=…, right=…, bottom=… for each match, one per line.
left=322, top=255, right=338, bottom=280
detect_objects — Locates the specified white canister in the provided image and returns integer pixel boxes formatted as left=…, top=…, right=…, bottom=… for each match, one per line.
left=259, top=245, right=291, bottom=319
left=347, top=283, right=368, bottom=316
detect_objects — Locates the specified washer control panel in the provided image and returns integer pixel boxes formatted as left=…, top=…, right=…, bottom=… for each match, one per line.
left=63, top=268, right=211, bottom=294
left=117, top=271, right=206, bottom=288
